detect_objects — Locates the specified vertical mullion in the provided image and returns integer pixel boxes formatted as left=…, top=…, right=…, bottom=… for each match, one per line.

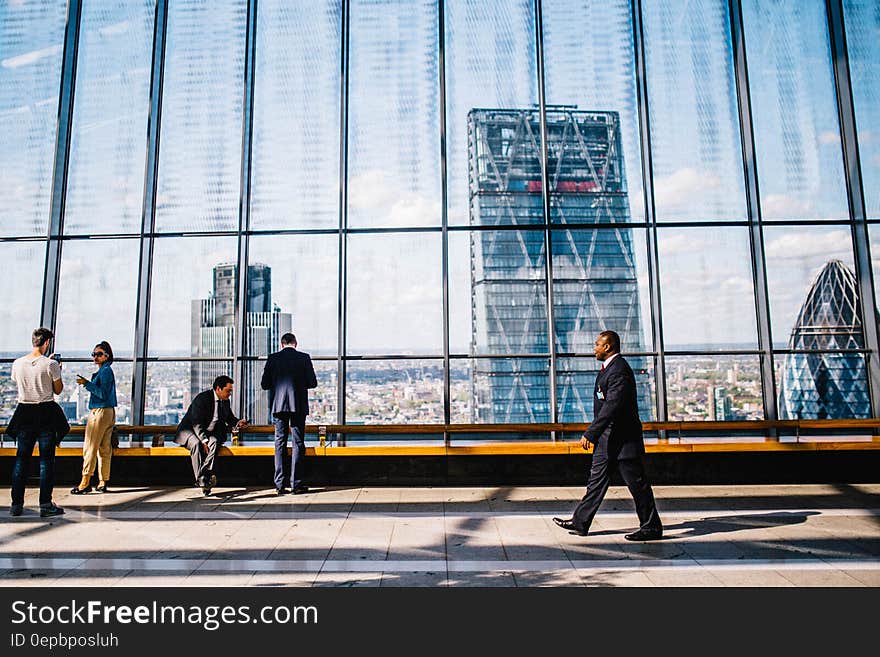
left=826, top=0, right=880, bottom=418
left=132, top=0, right=168, bottom=426
left=728, top=0, right=778, bottom=424
left=234, top=0, right=258, bottom=419
left=439, top=0, right=450, bottom=433
left=337, top=0, right=350, bottom=434
left=42, top=0, right=82, bottom=330
left=631, top=0, right=667, bottom=423
left=534, top=0, right=558, bottom=430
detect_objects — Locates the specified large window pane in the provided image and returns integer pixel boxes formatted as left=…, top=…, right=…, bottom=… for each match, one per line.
left=445, top=0, right=539, bottom=226
left=58, top=362, right=133, bottom=426
left=552, top=227, right=652, bottom=353
left=145, top=361, right=232, bottom=425
left=246, top=234, right=338, bottom=357
left=451, top=356, right=550, bottom=424
left=0, top=241, right=45, bottom=355
left=244, top=359, right=336, bottom=425
left=348, top=0, right=441, bottom=229
left=450, top=229, right=548, bottom=356
left=844, top=0, right=880, bottom=219
left=346, top=359, right=443, bottom=423
left=55, top=238, right=140, bottom=358
left=542, top=0, right=644, bottom=222
left=0, top=0, right=67, bottom=236
left=657, top=227, right=757, bottom=349
left=346, top=233, right=442, bottom=355
left=250, top=0, right=340, bottom=231
left=148, top=236, right=239, bottom=358
left=776, top=351, right=870, bottom=419
left=558, top=356, right=656, bottom=423
left=64, top=0, right=154, bottom=235
left=743, top=0, right=848, bottom=221
left=763, top=226, right=859, bottom=349
left=155, top=0, right=246, bottom=232
left=666, top=355, right=764, bottom=421
left=642, top=0, right=746, bottom=222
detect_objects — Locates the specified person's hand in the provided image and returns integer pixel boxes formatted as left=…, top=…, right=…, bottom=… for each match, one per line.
left=235, top=419, right=249, bottom=430
left=580, top=435, right=591, bottom=451
left=201, top=440, right=208, bottom=454
left=76, top=376, right=87, bottom=385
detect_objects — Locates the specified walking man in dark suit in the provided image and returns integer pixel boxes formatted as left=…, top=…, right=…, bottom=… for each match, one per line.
left=175, top=375, right=248, bottom=496
left=553, top=330, right=663, bottom=541
left=261, top=333, right=318, bottom=495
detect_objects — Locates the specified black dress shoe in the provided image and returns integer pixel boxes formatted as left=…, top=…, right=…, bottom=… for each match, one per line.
left=292, top=486, right=309, bottom=495
left=276, top=488, right=289, bottom=496
left=95, top=484, right=108, bottom=493
left=624, top=528, right=663, bottom=541
left=70, top=486, right=92, bottom=495
left=552, top=517, right=587, bottom=536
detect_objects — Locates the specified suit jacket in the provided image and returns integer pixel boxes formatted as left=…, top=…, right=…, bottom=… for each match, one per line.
left=583, top=355, right=644, bottom=460
left=175, top=389, right=239, bottom=445
left=260, top=347, right=318, bottom=418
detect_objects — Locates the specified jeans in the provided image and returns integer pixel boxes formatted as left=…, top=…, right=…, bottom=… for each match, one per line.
left=11, top=429, right=56, bottom=507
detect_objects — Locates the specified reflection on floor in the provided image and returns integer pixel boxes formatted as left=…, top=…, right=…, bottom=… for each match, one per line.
left=1, top=483, right=878, bottom=587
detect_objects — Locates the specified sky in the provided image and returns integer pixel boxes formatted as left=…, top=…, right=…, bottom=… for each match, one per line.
left=0, top=0, right=877, bottom=358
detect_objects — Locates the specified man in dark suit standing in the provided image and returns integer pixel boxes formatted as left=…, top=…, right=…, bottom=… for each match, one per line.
left=261, top=333, right=318, bottom=495
left=175, top=375, right=247, bottom=496
left=553, top=330, right=663, bottom=541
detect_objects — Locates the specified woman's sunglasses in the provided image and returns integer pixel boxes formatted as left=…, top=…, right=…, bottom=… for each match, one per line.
left=91, top=352, right=106, bottom=358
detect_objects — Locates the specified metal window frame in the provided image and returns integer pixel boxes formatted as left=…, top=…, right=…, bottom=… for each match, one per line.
left=21, top=0, right=878, bottom=432
left=825, top=0, right=880, bottom=418
left=42, top=0, right=82, bottom=331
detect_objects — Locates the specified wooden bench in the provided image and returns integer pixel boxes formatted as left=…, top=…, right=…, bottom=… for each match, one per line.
left=1, top=420, right=878, bottom=456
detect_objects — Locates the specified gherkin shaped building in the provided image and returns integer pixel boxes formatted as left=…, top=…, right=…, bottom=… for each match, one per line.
left=778, top=260, right=871, bottom=419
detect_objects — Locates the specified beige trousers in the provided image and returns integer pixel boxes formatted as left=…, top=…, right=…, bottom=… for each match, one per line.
left=82, top=407, right=116, bottom=480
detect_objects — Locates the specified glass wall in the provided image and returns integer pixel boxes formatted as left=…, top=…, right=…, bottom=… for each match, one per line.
left=1, top=0, right=877, bottom=430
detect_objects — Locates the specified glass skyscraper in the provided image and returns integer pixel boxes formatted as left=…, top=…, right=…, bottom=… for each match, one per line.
left=778, top=260, right=871, bottom=420
left=468, top=108, right=648, bottom=423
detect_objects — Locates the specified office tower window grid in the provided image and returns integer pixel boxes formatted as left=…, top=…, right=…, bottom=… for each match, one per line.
left=0, top=0, right=877, bottom=429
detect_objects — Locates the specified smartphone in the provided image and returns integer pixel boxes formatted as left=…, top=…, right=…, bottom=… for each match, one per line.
left=50, top=353, right=62, bottom=362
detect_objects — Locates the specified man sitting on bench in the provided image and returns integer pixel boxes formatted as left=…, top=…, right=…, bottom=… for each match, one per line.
left=175, top=375, right=248, bottom=496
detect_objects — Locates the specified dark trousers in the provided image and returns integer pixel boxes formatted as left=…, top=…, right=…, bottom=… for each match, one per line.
left=273, top=413, right=306, bottom=489
left=11, top=430, right=56, bottom=507
left=572, top=452, right=662, bottom=534
left=178, top=431, right=220, bottom=485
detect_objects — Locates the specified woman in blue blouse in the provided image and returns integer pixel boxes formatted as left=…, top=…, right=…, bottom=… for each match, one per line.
left=71, top=341, right=117, bottom=494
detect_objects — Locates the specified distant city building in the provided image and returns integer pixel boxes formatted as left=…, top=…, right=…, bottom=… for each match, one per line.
left=467, top=107, right=649, bottom=423
left=710, top=386, right=732, bottom=421
left=191, top=263, right=291, bottom=422
left=778, top=260, right=871, bottom=419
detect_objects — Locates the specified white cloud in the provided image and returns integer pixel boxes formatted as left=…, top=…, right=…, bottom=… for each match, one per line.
left=818, top=131, right=840, bottom=145
left=762, top=194, right=814, bottom=218
left=857, top=130, right=872, bottom=144
left=98, top=21, right=131, bottom=38
left=1, top=44, right=61, bottom=69
left=348, top=170, right=396, bottom=210
left=653, top=167, right=721, bottom=210
left=764, top=229, right=851, bottom=260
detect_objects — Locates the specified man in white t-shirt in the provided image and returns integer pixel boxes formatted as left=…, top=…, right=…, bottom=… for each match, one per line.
left=8, top=327, right=66, bottom=518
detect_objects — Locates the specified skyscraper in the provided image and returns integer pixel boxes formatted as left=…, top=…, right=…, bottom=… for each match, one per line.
left=778, top=260, right=871, bottom=419
left=191, top=263, right=291, bottom=420
left=468, top=108, right=648, bottom=423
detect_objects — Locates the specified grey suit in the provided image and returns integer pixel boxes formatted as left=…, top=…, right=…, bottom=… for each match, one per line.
left=261, top=347, right=318, bottom=490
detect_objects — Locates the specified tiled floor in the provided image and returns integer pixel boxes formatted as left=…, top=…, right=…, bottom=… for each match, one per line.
left=0, top=483, right=877, bottom=587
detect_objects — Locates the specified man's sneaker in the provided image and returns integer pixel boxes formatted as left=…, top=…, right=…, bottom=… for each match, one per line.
left=10, top=504, right=23, bottom=517
left=39, top=504, right=64, bottom=518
